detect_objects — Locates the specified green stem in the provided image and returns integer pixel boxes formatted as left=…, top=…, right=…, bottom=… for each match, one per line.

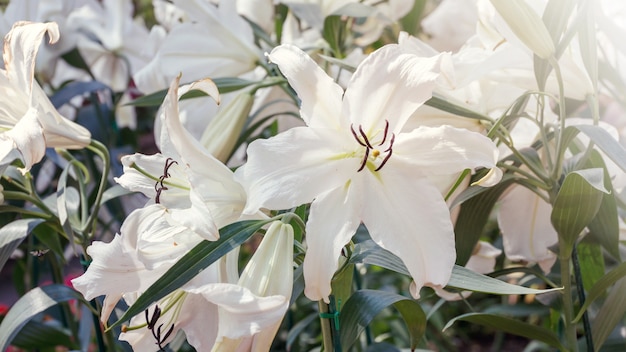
left=560, top=250, right=578, bottom=351
left=318, top=301, right=334, bottom=352
left=572, top=246, right=594, bottom=351
left=82, top=140, right=111, bottom=240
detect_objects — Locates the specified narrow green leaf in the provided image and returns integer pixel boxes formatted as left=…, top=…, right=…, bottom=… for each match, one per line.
left=574, top=124, right=626, bottom=173
left=574, top=261, right=626, bottom=323
left=0, top=284, right=88, bottom=350
left=0, top=218, right=45, bottom=271
left=322, top=15, right=348, bottom=58
left=426, top=94, right=492, bottom=121
left=128, top=77, right=257, bottom=107
left=592, top=278, right=626, bottom=350
left=443, top=313, right=565, bottom=350
left=340, top=289, right=426, bottom=351
left=10, top=320, right=77, bottom=350
left=108, top=219, right=272, bottom=330
left=448, top=265, right=561, bottom=295
left=351, top=241, right=560, bottom=296
left=551, top=168, right=607, bottom=252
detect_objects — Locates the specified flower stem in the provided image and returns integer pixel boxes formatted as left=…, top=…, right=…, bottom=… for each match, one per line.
left=559, top=249, right=578, bottom=351
left=318, top=301, right=334, bottom=351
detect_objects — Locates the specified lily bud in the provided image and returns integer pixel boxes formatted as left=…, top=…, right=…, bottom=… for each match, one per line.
left=213, top=220, right=294, bottom=352
left=490, top=0, right=555, bottom=59
left=200, top=91, right=254, bottom=163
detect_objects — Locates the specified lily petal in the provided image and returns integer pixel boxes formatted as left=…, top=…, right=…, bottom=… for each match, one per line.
left=343, top=45, right=443, bottom=132
left=184, top=283, right=288, bottom=340
left=235, top=126, right=356, bottom=214
left=392, top=125, right=500, bottom=179
left=360, top=171, right=456, bottom=298
left=497, top=184, right=557, bottom=273
left=268, top=44, right=345, bottom=129
left=303, top=185, right=361, bottom=302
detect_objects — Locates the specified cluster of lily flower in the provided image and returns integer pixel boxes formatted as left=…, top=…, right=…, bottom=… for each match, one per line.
left=0, top=0, right=625, bottom=351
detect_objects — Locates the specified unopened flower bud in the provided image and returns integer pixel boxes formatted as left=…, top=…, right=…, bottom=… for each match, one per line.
left=490, top=0, right=555, bottom=59
left=200, top=91, right=254, bottom=163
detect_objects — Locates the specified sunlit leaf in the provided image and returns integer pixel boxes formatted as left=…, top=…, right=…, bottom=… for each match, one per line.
left=426, top=93, right=491, bottom=122
left=551, top=168, right=607, bottom=252
left=351, top=241, right=560, bottom=295
left=443, top=313, right=565, bottom=350
left=573, top=124, right=626, bottom=173
left=108, top=219, right=272, bottom=330
left=0, top=285, right=88, bottom=350
left=0, top=218, right=45, bottom=272
left=340, top=289, right=426, bottom=351
left=448, top=265, right=561, bottom=295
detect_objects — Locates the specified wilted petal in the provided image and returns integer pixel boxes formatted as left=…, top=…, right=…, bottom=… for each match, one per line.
left=3, top=21, right=59, bottom=93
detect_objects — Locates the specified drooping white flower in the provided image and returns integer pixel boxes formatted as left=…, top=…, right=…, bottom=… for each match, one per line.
left=115, top=75, right=248, bottom=241
left=235, top=43, right=502, bottom=302
left=71, top=206, right=288, bottom=351
left=0, top=21, right=91, bottom=174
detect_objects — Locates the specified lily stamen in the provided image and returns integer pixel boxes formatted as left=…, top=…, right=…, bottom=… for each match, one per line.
left=351, top=120, right=395, bottom=172
left=155, top=158, right=178, bottom=204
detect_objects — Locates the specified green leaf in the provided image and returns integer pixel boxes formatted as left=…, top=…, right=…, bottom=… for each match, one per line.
left=426, top=93, right=492, bottom=122
left=322, top=15, right=349, bottom=58
left=573, top=124, right=626, bottom=173
left=577, top=242, right=605, bottom=293
left=10, top=320, right=77, bottom=350
left=454, top=180, right=514, bottom=265
left=574, top=261, right=626, bottom=323
left=550, top=168, right=607, bottom=253
left=351, top=241, right=560, bottom=296
left=128, top=77, right=257, bottom=107
left=0, top=284, right=88, bottom=350
left=0, top=218, right=46, bottom=271
left=340, top=289, right=426, bottom=351
left=108, top=219, right=272, bottom=330
left=584, top=150, right=620, bottom=260
left=448, top=265, right=561, bottom=296
left=443, top=313, right=565, bottom=350
left=592, top=278, right=626, bottom=351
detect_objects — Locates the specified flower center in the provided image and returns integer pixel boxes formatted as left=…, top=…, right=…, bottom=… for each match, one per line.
left=155, top=157, right=178, bottom=204
left=350, top=120, right=395, bottom=172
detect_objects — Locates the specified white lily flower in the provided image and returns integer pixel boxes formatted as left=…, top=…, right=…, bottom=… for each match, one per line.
left=68, top=0, right=151, bottom=91
left=71, top=206, right=288, bottom=351
left=235, top=44, right=501, bottom=302
left=0, top=21, right=91, bottom=173
left=133, top=0, right=262, bottom=94
left=115, top=75, right=247, bottom=241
